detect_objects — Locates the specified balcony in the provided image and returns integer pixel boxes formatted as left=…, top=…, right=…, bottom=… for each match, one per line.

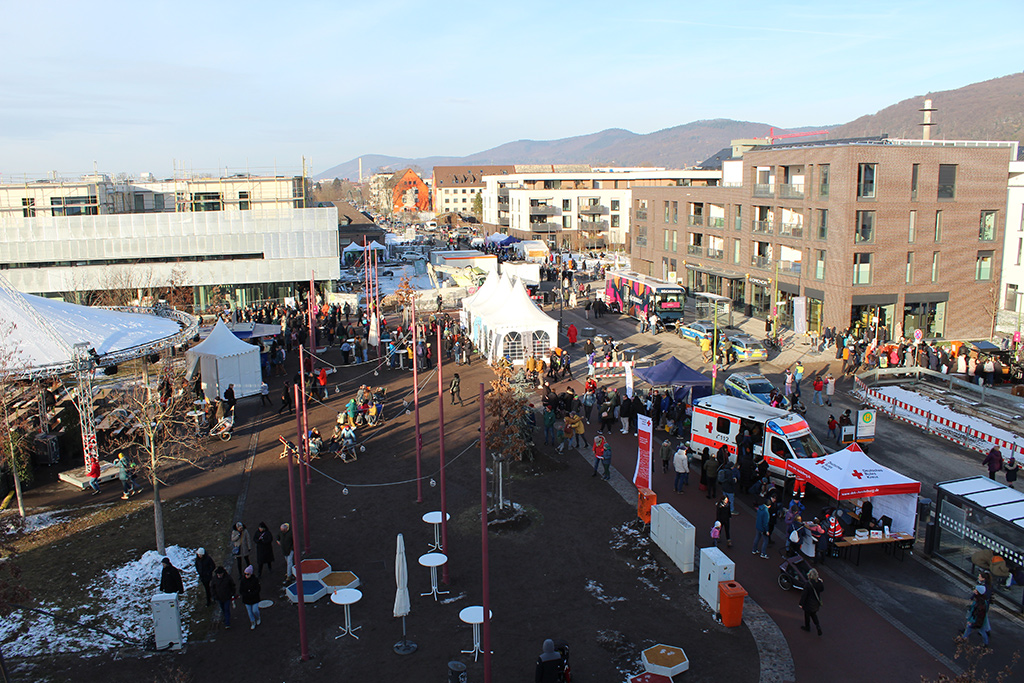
left=707, top=217, right=725, bottom=229
left=530, top=221, right=560, bottom=233
left=750, top=255, right=772, bottom=269
left=498, top=216, right=509, bottom=226
left=687, top=215, right=704, bottom=227
left=751, top=220, right=774, bottom=235
left=686, top=244, right=704, bottom=256
left=779, top=183, right=805, bottom=199
left=753, top=183, right=775, bottom=198
left=529, top=204, right=557, bottom=216
left=579, top=219, right=609, bottom=231
left=498, top=187, right=509, bottom=199
left=778, top=222, right=804, bottom=238
left=497, top=195, right=509, bottom=207
left=706, top=248, right=724, bottom=260
left=578, top=204, right=607, bottom=216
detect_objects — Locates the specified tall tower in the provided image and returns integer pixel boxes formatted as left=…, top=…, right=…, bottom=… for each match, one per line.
left=919, top=99, right=937, bottom=141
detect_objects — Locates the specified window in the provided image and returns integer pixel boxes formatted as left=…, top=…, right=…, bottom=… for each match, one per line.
left=931, top=252, right=940, bottom=282
left=857, top=163, right=877, bottom=199
left=21, top=198, right=34, bottom=217
left=672, top=201, right=678, bottom=224
left=853, top=253, right=872, bottom=285
left=664, top=230, right=671, bottom=250
left=816, top=209, right=828, bottom=240
left=975, top=251, right=994, bottom=281
left=635, top=199, right=647, bottom=220
left=1017, top=238, right=1023, bottom=266
left=979, top=211, right=997, bottom=241
left=716, top=417, right=731, bottom=435
left=239, top=191, right=250, bottom=211
left=854, top=211, right=875, bottom=243
left=732, top=239, right=741, bottom=264
left=819, top=165, right=830, bottom=198
left=562, top=216, right=571, bottom=228
left=815, top=250, right=826, bottom=280
left=938, top=164, right=957, bottom=199
left=611, top=199, right=620, bottom=211
left=934, top=211, right=942, bottom=242
left=635, top=225, right=648, bottom=247
left=908, top=210, right=916, bottom=243
left=672, top=231, right=677, bottom=252
left=562, top=199, right=571, bottom=211
left=1006, top=284, right=1019, bottom=312
left=906, top=252, right=913, bottom=284
left=611, top=214, right=620, bottom=228
left=134, top=194, right=145, bottom=211
left=154, top=194, right=165, bottom=211
left=664, top=201, right=670, bottom=222
left=910, top=164, right=919, bottom=200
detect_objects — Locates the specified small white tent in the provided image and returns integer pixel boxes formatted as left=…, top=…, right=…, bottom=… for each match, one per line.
left=469, top=273, right=514, bottom=348
left=186, top=321, right=262, bottom=400
left=482, top=279, right=557, bottom=363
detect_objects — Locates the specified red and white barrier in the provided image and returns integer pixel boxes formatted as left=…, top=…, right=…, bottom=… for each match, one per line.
left=854, top=378, right=1020, bottom=456
left=590, top=360, right=634, bottom=379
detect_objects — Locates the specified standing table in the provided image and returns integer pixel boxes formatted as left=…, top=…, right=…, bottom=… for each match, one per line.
left=331, top=588, right=362, bottom=639
left=459, top=606, right=492, bottom=662
left=422, top=511, right=450, bottom=551
left=418, top=552, right=449, bottom=601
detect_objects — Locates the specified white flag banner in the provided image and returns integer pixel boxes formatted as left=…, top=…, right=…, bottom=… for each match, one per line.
left=369, top=314, right=380, bottom=347
left=626, top=363, right=635, bottom=399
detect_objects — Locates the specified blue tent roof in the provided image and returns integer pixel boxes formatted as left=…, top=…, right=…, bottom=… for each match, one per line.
left=633, top=357, right=711, bottom=388
left=499, top=235, right=521, bottom=246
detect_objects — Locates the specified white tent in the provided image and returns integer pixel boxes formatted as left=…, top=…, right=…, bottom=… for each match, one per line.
left=469, top=273, right=514, bottom=348
left=186, top=321, right=262, bottom=400
left=366, top=240, right=387, bottom=251
left=484, top=232, right=508, bottom=245
left=461, top=269, right=499, bottom=321
left=481, top=279, right=557, bottom=363
left=342, top=242, right=365, bottom=253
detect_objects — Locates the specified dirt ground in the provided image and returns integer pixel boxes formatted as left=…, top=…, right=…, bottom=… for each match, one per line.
left=4, top=347, right=761, bottom=683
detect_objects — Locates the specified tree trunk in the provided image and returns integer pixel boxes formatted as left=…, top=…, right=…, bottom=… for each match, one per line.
left=153, top=478, right=165, bottom=556
left=11, top=464, right=24, bottom=518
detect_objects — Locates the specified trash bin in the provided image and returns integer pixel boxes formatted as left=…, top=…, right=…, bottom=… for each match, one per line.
left=638, top=487, right=657, bottom=524
left=447, top=660, right=467, bottom=683
left=718, top=581, right=747, bottom=627
left=917, top=497, right=932, bottom=527
left=622, top=348, right=638, bottom=362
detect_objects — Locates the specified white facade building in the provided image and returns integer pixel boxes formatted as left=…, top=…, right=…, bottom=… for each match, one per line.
left=481, top=169, right=721, bottom=249
left=0, top=207, right=340, bottom=307
left=998, top=160, right=1024, bottom=334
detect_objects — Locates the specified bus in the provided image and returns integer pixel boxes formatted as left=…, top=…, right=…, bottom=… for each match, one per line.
left=604, top=271, right=687, bottom=327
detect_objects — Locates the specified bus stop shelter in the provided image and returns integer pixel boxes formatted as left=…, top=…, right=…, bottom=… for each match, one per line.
left=695, top=292, right=733, bottom=327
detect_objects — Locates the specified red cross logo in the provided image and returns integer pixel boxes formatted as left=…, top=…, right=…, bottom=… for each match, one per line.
left=816, top=459, right=826, bottom=465
left=851, top=470, right=864, bottom=479
left=706, top=422, right=713, bottom=433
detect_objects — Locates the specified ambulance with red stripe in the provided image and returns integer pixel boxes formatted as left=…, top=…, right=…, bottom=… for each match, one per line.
left=689, top=396, right=829, bottom=492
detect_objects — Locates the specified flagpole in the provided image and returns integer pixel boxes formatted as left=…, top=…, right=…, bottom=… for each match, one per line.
left=437, top=323, right=450, bottom=585
left=480, top=382, right=492, bottom=683
left=412, top=297, right=423, bottom=504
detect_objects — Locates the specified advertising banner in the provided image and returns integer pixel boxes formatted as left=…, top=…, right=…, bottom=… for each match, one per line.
left=626, top=363, right=635, bottom=398
left=633, top=415, right=653, bottom=489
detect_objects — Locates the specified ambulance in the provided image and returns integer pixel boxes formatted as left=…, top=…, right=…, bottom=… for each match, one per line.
left=688, top=395, right=830, bottom=491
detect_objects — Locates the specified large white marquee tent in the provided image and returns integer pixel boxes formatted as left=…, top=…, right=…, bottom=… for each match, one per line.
left=186, top=321, right=262, bottom=400
left=482, top=279, right=557, bottom=363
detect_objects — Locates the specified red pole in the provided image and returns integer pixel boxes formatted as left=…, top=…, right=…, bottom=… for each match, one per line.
left=286, top=392, right=309, bottom=661
left=437, top=323, right=450, bottom=585
left=297, top=352, right=311, bottom=552
left=363, top=236, right=369, bottom=324
left=479, top=382, right=491, bottom=682
left=308, top=272, right=316, bottom=371
left=412, top=297, right=423, bottom=503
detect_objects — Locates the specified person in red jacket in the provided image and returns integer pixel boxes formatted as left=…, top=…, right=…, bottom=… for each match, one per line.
left=567, top=324, right=578, bottom=347
left=812, top=376, right=825, bottom=406
left=86, top=458, right=101, bottom=495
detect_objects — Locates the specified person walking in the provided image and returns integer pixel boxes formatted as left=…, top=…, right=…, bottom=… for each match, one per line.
left=278, top=381, right=293, bottom=415
left=85, top=458, right=102, bottom=495
left=660, top=438, right=673, bottom=474
left=1005, top=455, right=1020, bottom=488
left=962, top=584, right=990, bottom=647
left=254, top=521, right=275, bottom=579
left=542, top=405, right=557, bottom=445
left=224, top=384, right=236, bottom=415
left=812, top=376, right=825, bottom=406
left=752, top=500, right=771, bottom=558
left=715, top=495, right=732, bottom=547
left=239, top=565, right=262, bottom=630
left=160, top=557, right=184, bottom=594
left=566, top=411, right=587, bottom=448
left=672, top=445, right=689, bottom=493
left=704, top=455, right=720, bottom=499
left=115, top=452, right=137, bottom=500
left=259, top=380, right=271, bottom=407
left=231, top=522, right=253, bottom=579
left=592, top=435, right=611, bottom=480
left=449, top=373, right=463, bottom=406
left=825, top=372, right=835, bottom=406
left=277, top=523, right=295, bottom=583
left=618, top=394, right=632, bottom=435
left=799, top=568, right=824, bottom=635
left=210, top=566, right=235, bottom=629
left=982, top=446, right=1003, bottom=480
left=195, top=548, right=216, bottom=606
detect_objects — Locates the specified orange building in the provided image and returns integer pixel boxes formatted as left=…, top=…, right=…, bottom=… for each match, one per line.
left=385, top=169, right=430, bottom=215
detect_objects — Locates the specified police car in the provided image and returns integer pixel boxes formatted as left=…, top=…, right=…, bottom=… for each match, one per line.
left=722, top=372, right=776, bottom=404
left=676, top=320, right=717, bottom=343
left=729, top=334, right=768, bottom=361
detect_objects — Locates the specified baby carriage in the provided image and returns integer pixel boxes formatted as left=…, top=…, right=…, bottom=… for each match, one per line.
left=209, top=414, right=233, bottom=442
left=778, top=549, right=812, bottom=591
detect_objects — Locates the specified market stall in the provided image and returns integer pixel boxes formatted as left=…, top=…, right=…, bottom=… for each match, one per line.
left=185, top=320, right=262, bottom=400
left=787, top=444, right=921, bottom=534
left=633, top=357, right=712, bottom=403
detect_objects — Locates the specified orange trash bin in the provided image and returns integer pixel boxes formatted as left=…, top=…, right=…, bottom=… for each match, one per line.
left=718, top=581, right=747, bottom=627
left=638, top=488, right=657, bottom=524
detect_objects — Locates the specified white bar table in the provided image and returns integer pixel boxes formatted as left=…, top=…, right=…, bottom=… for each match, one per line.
left=331, top=588, right=362, bottom=639
left=459, top=605, right=492, bottom=662
left=418, top=552, right=449, bottom=601
left=422, top=511, right=450, bottom=551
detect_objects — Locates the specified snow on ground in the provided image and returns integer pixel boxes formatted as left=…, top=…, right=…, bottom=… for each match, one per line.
left=21, top=510, right=75, bottom=533
left=0, top=545, right=198, bottom=657
left=585, top=579, right=626, bottom=606
left=864, top=385, right=1022, bottom=450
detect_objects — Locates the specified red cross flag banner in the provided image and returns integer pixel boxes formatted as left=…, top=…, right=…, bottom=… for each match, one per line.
left=633, top=415, right=653, bottom=489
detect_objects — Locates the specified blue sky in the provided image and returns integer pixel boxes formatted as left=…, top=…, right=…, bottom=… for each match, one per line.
left=0, top=0, right=1020, bottom=179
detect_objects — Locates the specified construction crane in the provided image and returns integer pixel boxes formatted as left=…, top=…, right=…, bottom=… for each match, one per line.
left=766, top=127, right=831, bottom=144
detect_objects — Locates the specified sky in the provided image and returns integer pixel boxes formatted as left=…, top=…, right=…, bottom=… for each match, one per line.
left=1, top=0, right=1021, bottom=179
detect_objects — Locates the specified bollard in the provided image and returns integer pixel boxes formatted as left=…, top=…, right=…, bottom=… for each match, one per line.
left=924, top=411, right=931, bottom=434
left=447, top=660, right=467, bottom=683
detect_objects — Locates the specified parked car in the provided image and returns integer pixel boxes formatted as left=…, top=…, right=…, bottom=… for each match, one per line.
left=729, top=334, right=768, bottom=362
left=677, top=320, right=717, bottom=343
left=723, top=372, right=777, bottom=405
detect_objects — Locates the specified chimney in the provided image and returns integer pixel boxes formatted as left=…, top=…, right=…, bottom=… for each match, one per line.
left=919, top=99, right=937, bottom=141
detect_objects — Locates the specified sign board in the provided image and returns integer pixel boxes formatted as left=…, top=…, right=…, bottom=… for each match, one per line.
left=1015, top=331, right=1021, bottom=344
left=840, top=425, right=856, bottom=444
left=625, top=363, right=635, bottom=398
left=914, top=328, right=923, bottom=341
left=793, top=297, right=807, bottom=335
left=856, top=409, right=876, bottom=441
left=633, top=415, right=653, bottom=490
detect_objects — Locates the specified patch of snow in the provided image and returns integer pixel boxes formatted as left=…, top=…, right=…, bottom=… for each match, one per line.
left=22, top=511, right=74, bottom=533
left=0, top=545, right=198, bottom=657
left=585, top=579, right=626, bottom=605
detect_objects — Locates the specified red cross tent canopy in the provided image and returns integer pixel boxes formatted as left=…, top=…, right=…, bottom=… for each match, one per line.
left=787, top=443, right=921, bottom=534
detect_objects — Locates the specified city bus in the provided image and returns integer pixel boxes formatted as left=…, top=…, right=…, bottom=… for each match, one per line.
left=604, top=270, right=687, bottom=327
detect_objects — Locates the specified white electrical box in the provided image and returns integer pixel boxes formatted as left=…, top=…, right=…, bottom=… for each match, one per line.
left=151, top=592, right=183, bottom=651
left=698, top=547, right=735, bottom=613
left=650, top=504, right=695, bottom=573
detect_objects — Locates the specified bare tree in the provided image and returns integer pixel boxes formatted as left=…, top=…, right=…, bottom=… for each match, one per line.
left=485, top=363, right=532, bottom=511
left=921, top=638, right=1018, bottom=683
left=109, top=358, right=207, bottom=555
left=0, top=321, right=31, bottom=517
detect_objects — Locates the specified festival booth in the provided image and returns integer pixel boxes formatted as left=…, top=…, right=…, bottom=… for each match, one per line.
left=468, top=273, right=513, bottom=349
left=342, top=242, right=364, bottom=265
left=186, top=321, right=262, bottom=400
left=461, top=269, right=499, bottom=328
left=633, top=357, right=713, bottom=404
left=787, top=444, right=922, bottom=534
left=480, top=279, right=557, bottom=364
left=484, top=232, right=509, bottom=246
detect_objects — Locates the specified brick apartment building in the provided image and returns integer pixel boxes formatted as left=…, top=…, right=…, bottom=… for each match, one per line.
left=432, top=165, right=514, bottom=217
left=630, top=137, right=1019, bottom=340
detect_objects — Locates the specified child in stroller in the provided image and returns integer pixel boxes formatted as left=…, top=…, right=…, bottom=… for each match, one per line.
left=778, top=529, right=812, bottom=591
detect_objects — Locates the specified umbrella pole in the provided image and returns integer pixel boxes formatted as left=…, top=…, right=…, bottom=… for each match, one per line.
left=394, top=615, right=417, bottom=655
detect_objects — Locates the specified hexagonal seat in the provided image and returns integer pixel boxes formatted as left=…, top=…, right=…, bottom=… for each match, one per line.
left=285, top=579, right=329, bottom=603
left=323, top=571, right=360, bottom=591
left=642, top=644, right=689, bottom=677
left=300, top=558, right=331, bottom=581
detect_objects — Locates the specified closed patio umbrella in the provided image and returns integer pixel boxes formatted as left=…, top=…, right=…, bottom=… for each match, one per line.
left=393, top=533, right=416, bottom=654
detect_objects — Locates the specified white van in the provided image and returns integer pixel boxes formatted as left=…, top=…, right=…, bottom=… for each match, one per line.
left=688, top=395, right=829, bottom=487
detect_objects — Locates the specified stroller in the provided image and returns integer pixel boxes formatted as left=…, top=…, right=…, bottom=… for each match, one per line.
left=209, top=414, right=234, bottom=442
left=778, top=549, right=812, bottom=591
left=536, top=639, right=572, bottom=683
